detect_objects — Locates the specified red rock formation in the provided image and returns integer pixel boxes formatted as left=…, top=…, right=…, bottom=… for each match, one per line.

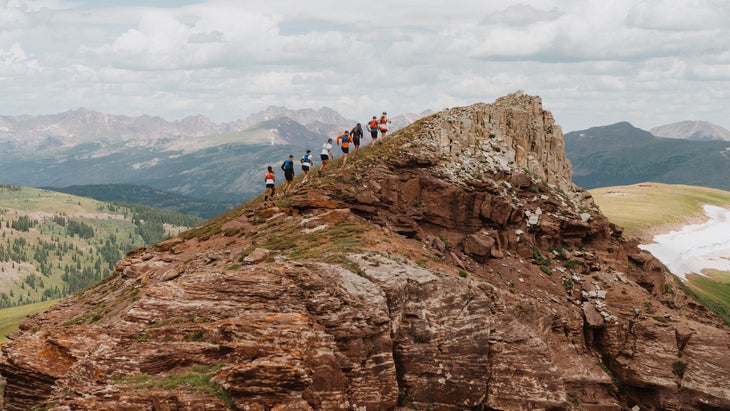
left=1, top=92, right=729, bottom=410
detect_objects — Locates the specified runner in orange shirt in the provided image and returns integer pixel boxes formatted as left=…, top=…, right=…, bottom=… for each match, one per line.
left=379, top=112, right=391, bottom=138
left=336, top=130, right=352, bottom=166
left=263, top=166, right=275, bottom=204
left=368, top=116, right=379, bottom=143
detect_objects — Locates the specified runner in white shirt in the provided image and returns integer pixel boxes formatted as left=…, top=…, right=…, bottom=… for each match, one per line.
left=301, top=149, right=313, bottom=183
left=319, top=138, right=333, bottom=175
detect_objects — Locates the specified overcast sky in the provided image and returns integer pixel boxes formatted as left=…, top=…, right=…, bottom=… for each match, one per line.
left=1, top=0, right=728, bottom=132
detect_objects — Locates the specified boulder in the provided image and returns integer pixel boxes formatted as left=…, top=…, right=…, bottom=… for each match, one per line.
left=464, top=231, right=496, bottom=262
left=243, top=248, right=272, bottom=264
left=583, top=301, right=605, bottom=328
left=510, top=172, right=532, bottom=188
left=300, top=209, right=351, bottom=229
left=266, top=212, right=287, bottom=224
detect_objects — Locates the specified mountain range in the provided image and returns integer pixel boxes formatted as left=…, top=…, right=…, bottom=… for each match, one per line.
left=2, top=93, right=728, bottom=410
left=0, top=107, right=429, bottom=208
left=0, top=106, right=354, bottom=152
left=565, top=121, right=730, bottom=190
left=0, top=106, right=430, bottom=152
left=1, top=102, right=728, bottom=209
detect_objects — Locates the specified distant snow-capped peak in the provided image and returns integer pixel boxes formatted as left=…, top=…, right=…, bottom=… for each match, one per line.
left=650, top=120, right=730, bottom=141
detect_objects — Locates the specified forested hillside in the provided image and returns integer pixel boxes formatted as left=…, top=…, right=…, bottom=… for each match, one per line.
left=565, top=122, right=730, bottom=190
left=0, top=184, right=203, bottom=308
left=48, top=184, right=235, bottom=218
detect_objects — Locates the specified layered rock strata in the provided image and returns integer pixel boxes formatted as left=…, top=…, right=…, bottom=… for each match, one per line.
left=1, top=92, right=729, bottom=410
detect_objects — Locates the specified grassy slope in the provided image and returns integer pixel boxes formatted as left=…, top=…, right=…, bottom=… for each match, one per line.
left=0, top=186, right=137, bottom=305
left=0, top=185, right=204, bottom=342
left=590, top=182, right=730, bottom=324
left=0, top=299, right=58, bottom=343
left=46, top=184, right=235, bottom=219
left=589, top=182, right=730, bottom=238
left=0, top=185, right=200, bottom=306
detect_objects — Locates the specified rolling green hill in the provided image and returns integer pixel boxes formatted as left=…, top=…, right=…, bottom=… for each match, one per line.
left=46, top=184, right=235, bottom=219
left=565, top=122, right=730, bottom=190
left=590, top=182, right=730, bottom=325
left=589, top=182, right=730, bottom=239
left=0, top=184, right=203, bottom=309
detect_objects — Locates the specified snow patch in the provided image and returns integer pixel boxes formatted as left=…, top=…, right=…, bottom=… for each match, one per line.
left=640, top=205, right=730, bottom=280
left=130, top=158, right=160, bottom=169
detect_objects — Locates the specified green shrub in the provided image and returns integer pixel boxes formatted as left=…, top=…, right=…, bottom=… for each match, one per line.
left=644, top=301, right=655, bottom=314
left=672, top=360, right=687, bottom=378
left=532, top=246, right=551, bottom=266
left=549, top=245, right=567, bottom=260
left=185, top=330, right=205, bottom=341
left=111, top=365, right=233, bottom=408
left=562, top=278, right=574, bottom=291
left=564, top=260, right=579, bottom=269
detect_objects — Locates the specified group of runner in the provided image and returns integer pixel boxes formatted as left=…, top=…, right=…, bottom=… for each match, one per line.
left=263, top=112, right=392, bottom=204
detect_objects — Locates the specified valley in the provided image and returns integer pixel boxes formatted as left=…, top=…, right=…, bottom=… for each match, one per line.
left=0, top=184, right=202, bottom=311
left=0, top=107, right=426, bottom=204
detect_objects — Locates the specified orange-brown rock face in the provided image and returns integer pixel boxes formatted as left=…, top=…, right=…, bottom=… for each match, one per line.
left=2, top=93, right=729, bottom=410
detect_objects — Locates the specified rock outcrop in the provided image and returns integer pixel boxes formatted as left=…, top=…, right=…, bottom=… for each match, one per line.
left=2, top=92, right=729, bottom=411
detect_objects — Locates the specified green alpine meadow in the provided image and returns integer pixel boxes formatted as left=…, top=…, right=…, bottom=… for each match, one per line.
left=0, top=184, right=202, bottom=311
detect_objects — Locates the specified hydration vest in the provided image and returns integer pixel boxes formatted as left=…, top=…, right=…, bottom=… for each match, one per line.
left=302, top=154, right=312, bottom=166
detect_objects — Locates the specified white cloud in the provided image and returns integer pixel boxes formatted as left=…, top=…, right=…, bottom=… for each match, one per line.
left=0, top=0, right=729, bottom=133
left=690, top=63, right=730, bottom=81
left=626, top=0, right=730, bottom=31
left=0, top=43, right=40, bottom=74
left=0, top=3, right=30, bottom=29
left=480, top=4, right=563, bottom=26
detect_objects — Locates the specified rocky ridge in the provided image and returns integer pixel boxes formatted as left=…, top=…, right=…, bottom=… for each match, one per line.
left=1, top=92, right=729, bottom=410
